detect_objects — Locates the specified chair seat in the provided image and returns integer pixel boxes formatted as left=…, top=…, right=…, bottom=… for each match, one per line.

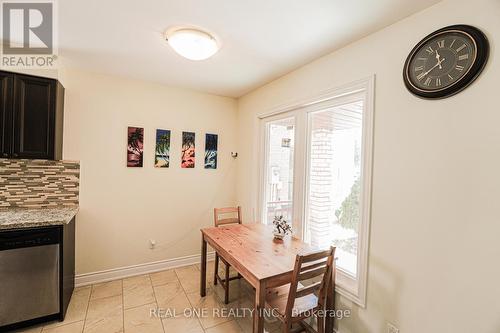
left=266, top=283, right=317, bottom=319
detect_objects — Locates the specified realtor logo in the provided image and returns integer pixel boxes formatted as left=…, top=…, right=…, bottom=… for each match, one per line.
left=2, top=2, right=53, bottom=54
left=1, top=0, right=57, bottom=68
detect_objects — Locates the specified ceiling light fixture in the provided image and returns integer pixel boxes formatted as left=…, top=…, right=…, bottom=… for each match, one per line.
left=166, top=28, right=219, bottom=61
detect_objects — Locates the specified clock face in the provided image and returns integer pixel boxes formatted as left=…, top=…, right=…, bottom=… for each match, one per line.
left=403, top=25, right=489, bottom=99
left=408, top=32, right=476, bottom=91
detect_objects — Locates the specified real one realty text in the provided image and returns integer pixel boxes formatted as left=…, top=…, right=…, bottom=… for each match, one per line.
left=150, top=307, right=351, bottom=320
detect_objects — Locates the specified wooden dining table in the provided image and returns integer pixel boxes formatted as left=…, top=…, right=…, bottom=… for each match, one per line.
left=200, top=223, right=335, bottom=333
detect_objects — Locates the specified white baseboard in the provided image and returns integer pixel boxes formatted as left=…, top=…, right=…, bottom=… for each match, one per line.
left=75, top=252, right=215, bottom=287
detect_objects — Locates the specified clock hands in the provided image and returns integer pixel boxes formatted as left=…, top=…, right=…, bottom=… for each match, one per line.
left=435, top=50, right=443, bottom=69
left=420, top=57, right=446, bottom=80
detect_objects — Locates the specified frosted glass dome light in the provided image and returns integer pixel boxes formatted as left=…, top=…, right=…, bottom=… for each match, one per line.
left=166, top=28, right=219, bottom=61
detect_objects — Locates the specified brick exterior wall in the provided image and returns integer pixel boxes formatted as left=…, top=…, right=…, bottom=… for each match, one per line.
left=308, top=128, right=334, bottom=248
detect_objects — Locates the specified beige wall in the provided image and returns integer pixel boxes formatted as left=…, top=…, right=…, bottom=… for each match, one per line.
left=60, top=68, right=237, bottom=275
left=236, top=0, right=500, bottom=332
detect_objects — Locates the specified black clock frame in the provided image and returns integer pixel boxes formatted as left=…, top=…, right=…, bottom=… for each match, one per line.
left=403, top=25, right=489, bottom=99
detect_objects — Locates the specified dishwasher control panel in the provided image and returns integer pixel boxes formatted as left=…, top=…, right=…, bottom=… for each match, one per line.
left=0, top=227, right=60, bottom=250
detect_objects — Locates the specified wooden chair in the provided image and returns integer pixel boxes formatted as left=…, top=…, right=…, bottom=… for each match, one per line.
left=265, top=246, right=336, bottom=333
left=213, top=206, right=242, bottom=304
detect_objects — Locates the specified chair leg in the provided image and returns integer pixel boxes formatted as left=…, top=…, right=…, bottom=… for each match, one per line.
left=214, top=253, right=219, bottom=286
left=317, top=314, right=324, bottom=333
left=224, top=263, right=230, bottom=304
left=281, top=322, right=291, bottom=333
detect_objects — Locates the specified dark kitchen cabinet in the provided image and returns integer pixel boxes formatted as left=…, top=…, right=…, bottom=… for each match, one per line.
left=0, top=71, right=64, bottom=160
left=0, top=72, right=13, bottom=158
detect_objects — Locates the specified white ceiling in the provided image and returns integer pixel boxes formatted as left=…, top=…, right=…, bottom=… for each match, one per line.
left=59, top=0, right=441, bottom=97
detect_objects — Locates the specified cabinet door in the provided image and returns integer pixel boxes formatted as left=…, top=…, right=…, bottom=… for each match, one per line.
left=0, top=72, right=13, bottom=158
left=12, top=74, right=56, bottom=159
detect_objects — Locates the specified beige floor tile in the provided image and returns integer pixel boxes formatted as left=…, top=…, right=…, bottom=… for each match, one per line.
left=90, top=280, right=122, bottom=301
left=123, top=303, right=163, bottom=333
left=45, top=286, right=91, bottom=328
left=154, top=281, right=192, bottom=315
left=83, top=316, right=123, bottom=333
left=240, top=279, right=255, bottom=296
left=150, top=269, right=178, bottom=287
left=235, top=314, right=281, bottom=333
left=174, top=265, right=200, bottom=293
left=84, top=295, right=123, bottom=333
left=206, top=320, right=242, bottom=333
left=197, top=261, right=215, bottom=290
left=213, top=280, right=247, bottom=304
left=187, top=289, right=232, bottom=329
left=122, top=275, right=155, bottom=310
left=42, top=321, right=84, bottom=333
left=162, top=316, right=204, bottom=333
left=229, top=295, right=280, bottom=333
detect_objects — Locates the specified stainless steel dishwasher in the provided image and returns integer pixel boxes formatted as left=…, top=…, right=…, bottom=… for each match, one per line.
left=0, top=227, right=60, bottom=327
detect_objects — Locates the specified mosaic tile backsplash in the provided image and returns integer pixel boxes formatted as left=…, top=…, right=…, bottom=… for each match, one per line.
left=0, top=159, right=80, bottom=209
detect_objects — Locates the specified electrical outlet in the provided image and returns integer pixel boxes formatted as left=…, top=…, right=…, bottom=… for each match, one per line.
left=387, top=323, right=399, bottom=333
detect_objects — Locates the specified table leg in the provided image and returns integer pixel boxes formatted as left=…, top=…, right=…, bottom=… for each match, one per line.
left=200, top=235, right=207, bottom=297
left=253, top=280, right=266, bottom=333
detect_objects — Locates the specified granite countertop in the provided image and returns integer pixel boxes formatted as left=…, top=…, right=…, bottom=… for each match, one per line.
left=0, top=206, right=79, bottom=230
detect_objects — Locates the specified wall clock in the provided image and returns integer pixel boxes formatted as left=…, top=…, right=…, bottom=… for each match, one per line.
left=403, top=25, right=489, bottom=99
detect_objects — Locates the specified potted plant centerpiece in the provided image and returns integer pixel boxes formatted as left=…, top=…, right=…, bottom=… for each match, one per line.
left=272, top=215, right=292, bottom=240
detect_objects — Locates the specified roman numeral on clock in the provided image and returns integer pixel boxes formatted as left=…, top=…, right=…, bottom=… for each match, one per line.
left=456, top=44, right=467, bottom=52
left=414, top=66, right=424, bottom=71
left=458, top=54, right=469, bottom=61
left=426, top=46, right=434, bottom=54
left=436, top=78, right=442, bottom=87
left=456, top=65, right=465, bottom=71
left=437, top=40, right=445, bottom=48
left=424, top=77, right=432, bottom=86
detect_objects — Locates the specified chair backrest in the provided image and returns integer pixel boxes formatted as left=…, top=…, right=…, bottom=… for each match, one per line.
left=285, top=246, right=336, bottom=319
left=213, top=206, right=242, bottom=227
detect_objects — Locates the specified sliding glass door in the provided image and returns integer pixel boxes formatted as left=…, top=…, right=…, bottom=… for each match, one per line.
left=258, top=77, right=374, bottom=306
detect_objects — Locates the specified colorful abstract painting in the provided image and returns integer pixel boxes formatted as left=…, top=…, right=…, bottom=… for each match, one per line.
left=127, top=126, right=144, bottom=167
left=155, top=129, right=171, bottom=168
left=181, top=131, right=195, bottom=168
left=204, top=133, right=218, bottom=169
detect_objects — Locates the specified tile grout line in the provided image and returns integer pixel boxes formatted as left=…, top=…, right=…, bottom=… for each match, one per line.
left=121, top=275, right=159, bottom=312
left=189, top=264, right=239, bottom=331
left=40, top=287, right=92, bottom=332
left=149, top=274, right=166, bottom=333
left=121, top=279, right=125, bottom=333
left=82, top=285, right=93, bottom=333
left=174, top=266, right=207, bottom=333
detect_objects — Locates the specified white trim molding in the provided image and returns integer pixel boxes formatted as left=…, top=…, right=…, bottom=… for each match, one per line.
left=75, top=252, right=215, bottom=287
left=257, top=75, right=375, bottom=308
left=334, top=75, right=374, bottom=308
